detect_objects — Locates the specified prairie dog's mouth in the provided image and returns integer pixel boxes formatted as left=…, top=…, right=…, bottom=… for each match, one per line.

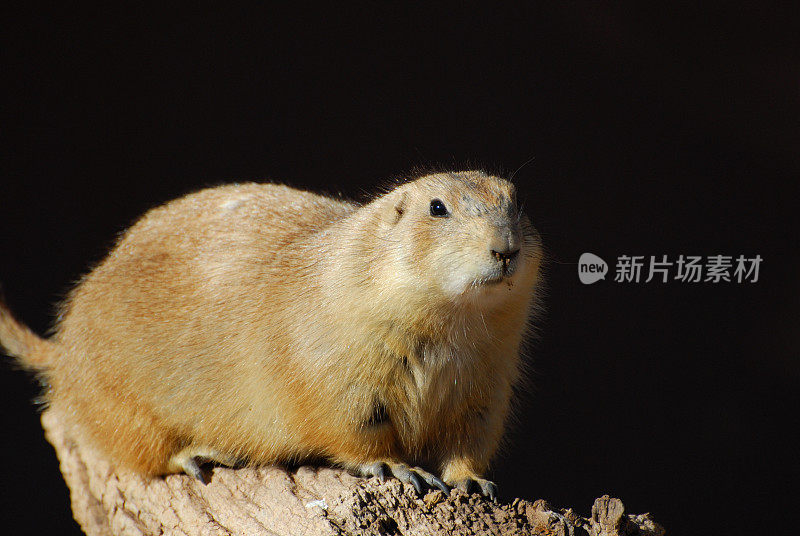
left=476, top=258, right=518, bottom=287
left=448, top=254, right=523, bottom=295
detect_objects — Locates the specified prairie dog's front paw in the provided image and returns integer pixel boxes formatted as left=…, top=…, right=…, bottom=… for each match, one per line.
left=358, top=461, right=450, bottom=496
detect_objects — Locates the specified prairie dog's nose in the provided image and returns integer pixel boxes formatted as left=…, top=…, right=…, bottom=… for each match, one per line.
left=489, top=228, right=521, bottom=263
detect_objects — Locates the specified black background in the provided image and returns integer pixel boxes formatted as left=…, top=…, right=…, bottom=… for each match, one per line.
left=1, top=4, right=798, bottom=535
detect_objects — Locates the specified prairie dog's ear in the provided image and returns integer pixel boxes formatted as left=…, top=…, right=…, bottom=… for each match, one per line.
left=392, top=191, right=408, bottom=224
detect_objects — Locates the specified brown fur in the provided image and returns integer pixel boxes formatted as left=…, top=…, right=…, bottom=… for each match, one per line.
left=0, top=171, right=543, bottom=489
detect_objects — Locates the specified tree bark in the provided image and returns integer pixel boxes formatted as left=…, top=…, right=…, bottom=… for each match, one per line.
left=42, top=410, right=665, bottom=536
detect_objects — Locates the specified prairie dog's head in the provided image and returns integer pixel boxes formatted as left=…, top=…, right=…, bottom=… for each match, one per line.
left=377, top=171, right=542, bottom=302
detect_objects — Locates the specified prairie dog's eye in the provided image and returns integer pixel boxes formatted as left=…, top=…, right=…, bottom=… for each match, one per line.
left=430, top=199, right=449, bottom=217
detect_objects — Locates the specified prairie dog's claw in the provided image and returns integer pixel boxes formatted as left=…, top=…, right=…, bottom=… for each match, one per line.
left=374, top=462, right=388, bottom=482
left=407, top=471, right=424, bottom=495
left=168, top=446, right=238, bottom=484
left=182, top=457, right=208, bottom=484
left=359, top=461, right=388, bottom=482
left=428, top=474, right=451, bottom=495
left=482, top=480, right=498, bottom=502
left=453, top=477, right=498, bottom=501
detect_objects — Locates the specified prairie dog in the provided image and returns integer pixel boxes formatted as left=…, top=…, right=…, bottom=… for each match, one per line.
left=1, top=170, right=543, bottom=497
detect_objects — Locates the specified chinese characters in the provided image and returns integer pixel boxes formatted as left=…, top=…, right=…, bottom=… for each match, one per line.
left=613, top=255, right=762, bottom=283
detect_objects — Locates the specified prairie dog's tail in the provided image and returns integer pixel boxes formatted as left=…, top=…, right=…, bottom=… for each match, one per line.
left=0, top=292, right=54, bottom=370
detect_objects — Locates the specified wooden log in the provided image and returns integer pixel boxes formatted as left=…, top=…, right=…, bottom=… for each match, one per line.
left=41, top=410, right=665, bottom=536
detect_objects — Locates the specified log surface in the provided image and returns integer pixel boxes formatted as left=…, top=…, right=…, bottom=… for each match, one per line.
left=42, top=410, right=665, bottom=536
